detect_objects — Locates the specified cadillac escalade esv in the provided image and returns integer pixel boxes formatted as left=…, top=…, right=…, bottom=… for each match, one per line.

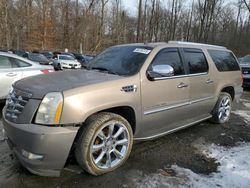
left=2, top=41, right=243, bottom=176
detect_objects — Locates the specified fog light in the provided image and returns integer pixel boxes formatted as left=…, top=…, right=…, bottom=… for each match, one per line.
left=21, top=149, right=44, bottom=160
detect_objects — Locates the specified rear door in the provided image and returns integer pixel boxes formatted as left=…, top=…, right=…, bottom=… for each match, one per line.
left=0, top=56, right=23, bottom=99
left=182, top=48, right=215, bottom=118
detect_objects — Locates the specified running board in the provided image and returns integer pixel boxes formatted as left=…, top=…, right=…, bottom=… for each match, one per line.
left=134, top=115, right=212, bottom=141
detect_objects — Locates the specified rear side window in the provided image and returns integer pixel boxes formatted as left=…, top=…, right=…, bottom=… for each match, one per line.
left=208, top=50, right=240, bottom=71
left=150, top=48, right=185, bottom=76
left=0, top=56, right=12, bottom=69
left=183, top=48, right=208, bottom=74
left=9, top=57, right=31, bottom=68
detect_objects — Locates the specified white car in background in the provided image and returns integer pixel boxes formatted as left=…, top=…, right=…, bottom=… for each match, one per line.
left=55, top=55, right=81, bottom=69
left=0, top=52, right=54, bottom=100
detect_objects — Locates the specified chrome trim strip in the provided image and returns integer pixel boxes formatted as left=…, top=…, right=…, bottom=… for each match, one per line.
left=144, top=96, right=214, bottom=115
left=190, top=96, right=214, bottom=104
left=134, top=115, right=212, bottom=141
left=153, top=72, right=207, bottom=81
left=144, top=102, right=190, bottom=115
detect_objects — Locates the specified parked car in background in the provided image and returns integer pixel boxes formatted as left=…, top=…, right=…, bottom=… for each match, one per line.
left=72, top=53, right=95, bottom=68
left=0, top=52, right=54, bottom=100
left=9, top=49, right=27, bottom=57
left=72, top=53, right=85, bottom=66
left=61, top=52, right=75, bottom=58
left=2, top=42, right=242, bottom=177
left=0, top=49, right=8, bottom=53
left=41, top=51, right=54, bottom=60
left=239, top=55, right=250, bottom=88
left=53, top=54, right=81, bottom=69
left=23, top=52, right=52, bottom=65
left=84, top=54, right=94, bottom=62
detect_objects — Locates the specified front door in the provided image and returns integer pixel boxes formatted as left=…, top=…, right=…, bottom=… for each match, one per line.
left=140, top=48, right=191, bottom=139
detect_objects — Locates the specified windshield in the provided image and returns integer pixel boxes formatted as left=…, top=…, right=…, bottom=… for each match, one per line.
left=58, top=55, right=75, bottom=60
left=88, top=45, right=152, bottom=76
left=29, top=53, right=48, bottom=62
left=240, top=55, right=250, bottom=64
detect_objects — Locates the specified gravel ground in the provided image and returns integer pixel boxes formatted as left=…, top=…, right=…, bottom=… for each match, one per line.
left=0, top=90, right=250, bottom=188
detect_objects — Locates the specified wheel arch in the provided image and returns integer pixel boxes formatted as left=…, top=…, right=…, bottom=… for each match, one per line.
left=98, top=106, right=136, bottom=134
left=221, top=86, right=235, bottom=100
left=76, top=105, right=137, bottom=134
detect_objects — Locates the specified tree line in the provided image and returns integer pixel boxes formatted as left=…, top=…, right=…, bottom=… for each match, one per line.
left=0, top=0, right=250, bottom=56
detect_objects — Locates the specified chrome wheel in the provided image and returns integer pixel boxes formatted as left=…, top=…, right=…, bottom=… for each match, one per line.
left=218, top=96, right=231, bottom=122
left=90, top=121, right=130, bottom=170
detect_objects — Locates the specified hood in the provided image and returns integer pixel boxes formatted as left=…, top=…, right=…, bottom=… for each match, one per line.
left=13, top=70, right=122, bottom=99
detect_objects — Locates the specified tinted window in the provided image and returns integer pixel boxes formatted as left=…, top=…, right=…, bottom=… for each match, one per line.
left=208, top=50, right=240, bottom=71
left=0, top=56, right=12, bottom=69
left=150, top=48, right=184, bottom=76
left=88, top=45, right=152, bottom=76
left=242, top=55, right=250, bottom=63
left=28, top=53, right=49, bottom=62
left=42, top=52, right=53, bottom=59
left=10, top=57, right=31, bottom=68
left=184, top=48, right=208, bottom=74
left=58, top=55, right=75, bottom=60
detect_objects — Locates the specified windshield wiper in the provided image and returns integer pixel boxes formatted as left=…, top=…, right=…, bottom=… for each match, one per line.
left=90, top=67, right=118, bottom=75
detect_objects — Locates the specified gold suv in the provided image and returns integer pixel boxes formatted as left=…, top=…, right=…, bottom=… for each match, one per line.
left=3, top=41, right=243, bottom=176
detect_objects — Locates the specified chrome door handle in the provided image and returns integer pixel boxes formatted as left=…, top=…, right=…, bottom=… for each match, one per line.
left=6, top=73, right=17, bottom=77
left=177, top=82, right=189, bottom=88
left=206, top=79, right=214, bottom=84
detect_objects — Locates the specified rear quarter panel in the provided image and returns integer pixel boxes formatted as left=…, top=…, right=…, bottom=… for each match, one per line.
left=203, top=48, right=242, bottom=102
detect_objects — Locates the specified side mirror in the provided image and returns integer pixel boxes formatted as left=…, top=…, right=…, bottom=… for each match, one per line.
left=147, top=64, right=174, bottom=80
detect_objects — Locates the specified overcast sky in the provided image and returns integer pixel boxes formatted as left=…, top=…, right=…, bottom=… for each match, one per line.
left=114, top=0, right=245, bottom=19
left=122, top=0, right=138, bottom=16
left=121, top=0, right=193, bottom=16
left=120, top=0, right=241, bottom=16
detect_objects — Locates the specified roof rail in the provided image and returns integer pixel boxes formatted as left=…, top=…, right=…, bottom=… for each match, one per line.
left=168, top=41, right=226, bottom=49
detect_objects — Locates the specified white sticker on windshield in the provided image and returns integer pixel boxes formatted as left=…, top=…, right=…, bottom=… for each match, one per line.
left=133, top=48, right=151, bottom=54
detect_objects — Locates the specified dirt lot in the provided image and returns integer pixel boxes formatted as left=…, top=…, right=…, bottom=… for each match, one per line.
left=0, top=90, right=250, bottom=188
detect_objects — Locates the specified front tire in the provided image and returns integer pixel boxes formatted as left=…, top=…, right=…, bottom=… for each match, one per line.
left=211, top=92, right=232, bottom=124
left=75, top=112, right=133, bottom=176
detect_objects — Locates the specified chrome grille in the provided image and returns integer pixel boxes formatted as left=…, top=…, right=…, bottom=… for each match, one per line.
left=5, top=88, right=32, bottom=123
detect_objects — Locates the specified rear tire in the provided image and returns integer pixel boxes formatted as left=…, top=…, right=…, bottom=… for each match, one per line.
left=75, top=112, right=133, bottom=176
left=211, top=92, right=232, bottom=124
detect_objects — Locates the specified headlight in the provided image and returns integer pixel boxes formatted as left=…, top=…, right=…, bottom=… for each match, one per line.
left=35, top=92, right=63, bottom=125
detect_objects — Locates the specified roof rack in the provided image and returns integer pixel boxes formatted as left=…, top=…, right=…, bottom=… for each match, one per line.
left=168, top=41, right=226, bottom=49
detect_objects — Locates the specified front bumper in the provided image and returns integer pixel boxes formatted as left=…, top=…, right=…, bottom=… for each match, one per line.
left=2, top=108, right=79, bottom=176
left=243, top=78, right=250, bottom=87
left=61, top=64, right=81, bottom=69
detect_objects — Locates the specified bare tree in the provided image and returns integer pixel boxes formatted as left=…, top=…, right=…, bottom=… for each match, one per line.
left=136, top=0, right=142, bottom=42
left=243, top=0, right=250, bottom=13
left=0, top=0, right=249, bottom=56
